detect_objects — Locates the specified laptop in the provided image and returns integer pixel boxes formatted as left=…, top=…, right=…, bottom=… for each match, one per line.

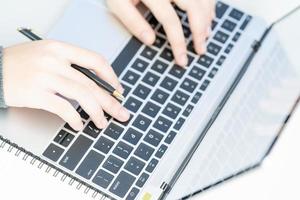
left=0, top=0, right=299, bottom=199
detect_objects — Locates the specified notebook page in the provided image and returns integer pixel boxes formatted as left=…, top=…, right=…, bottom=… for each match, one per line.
left=0, top=144, right=100, bottom=200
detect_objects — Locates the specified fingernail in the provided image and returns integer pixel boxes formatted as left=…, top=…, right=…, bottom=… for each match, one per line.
left=206, top=27, right=211, bottom=36
left=118, top=85, right=125, bottom=94
left=140, top=30, right=154, bottom=45
left=100, top=118, right=108, bottom=129
left=201, top=43, right=207, bottom=54
left=179, top=53, right=188, bottom=66
left=120, top=107, right=130, bottom=121
left=74, top=122, right=83, bottom=131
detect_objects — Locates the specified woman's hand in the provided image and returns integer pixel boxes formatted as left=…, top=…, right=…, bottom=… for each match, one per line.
left=2, top=40, right=130, bottom=131
left=107, top=0, right=215, bottom=66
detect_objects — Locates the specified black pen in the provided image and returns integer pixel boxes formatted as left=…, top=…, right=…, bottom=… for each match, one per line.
left=17, top=27, right=125, bottom=102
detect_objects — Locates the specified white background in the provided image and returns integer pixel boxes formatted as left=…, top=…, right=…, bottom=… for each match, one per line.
left=0, top=0, right=299, bottom=199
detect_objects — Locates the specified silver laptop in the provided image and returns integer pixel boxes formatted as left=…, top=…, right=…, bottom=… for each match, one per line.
left=0, top=0, right=299, bottom=199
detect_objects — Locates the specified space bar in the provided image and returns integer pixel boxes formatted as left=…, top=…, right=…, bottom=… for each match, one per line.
left=59, top=135, right=93, bottom=171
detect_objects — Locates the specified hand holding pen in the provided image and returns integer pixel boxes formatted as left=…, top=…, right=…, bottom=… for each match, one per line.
left=1, top=29, right=130, bottom=131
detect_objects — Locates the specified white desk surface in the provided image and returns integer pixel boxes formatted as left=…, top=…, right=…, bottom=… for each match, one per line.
left=0, top=0, right=300, bottom=199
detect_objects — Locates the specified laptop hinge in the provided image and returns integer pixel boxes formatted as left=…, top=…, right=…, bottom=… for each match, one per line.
left=251, top=40, right=261, bottom=52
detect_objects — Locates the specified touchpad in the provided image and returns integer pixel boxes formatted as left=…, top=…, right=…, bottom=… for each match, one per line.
left=47, top=0, right=131, bottom=63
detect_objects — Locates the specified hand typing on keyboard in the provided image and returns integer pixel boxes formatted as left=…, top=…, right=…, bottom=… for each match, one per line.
left=107, top=0, right=215, bottom=66
left=1, top=40, right=130, bottom=131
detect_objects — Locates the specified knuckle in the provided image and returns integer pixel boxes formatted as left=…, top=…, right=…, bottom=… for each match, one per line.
left=42, top=40, right=63, bottom=51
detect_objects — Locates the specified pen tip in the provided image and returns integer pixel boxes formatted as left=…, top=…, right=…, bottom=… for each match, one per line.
left=113, top=91, right=125, bottom=102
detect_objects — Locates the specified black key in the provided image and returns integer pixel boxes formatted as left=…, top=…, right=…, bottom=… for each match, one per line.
left=153, top=116, right=172, bottom=133
left=54, top=130, right=74, bottom=147
left=136, top=173, right=149, bottom=188
left=125, top=157, right=145, bottom=176
left=232, top=32, right=241, bottom=42
left=208, top=67, right=218, bottom=79
left=222, top=20, right=236, bottom=32
left=146, top=158, right=158, bottom=173
left=94, top=136, right=114, bottom=154
left=191, top=92, right=202, bottom=104
left=142, top=101, right=161, bottom=118
left=103, top=155, right=124, bottom=174
left=183, top=104, right=194, bottom=117
left=187, top=41, right=196, bottom=54
left=114, top=114, right=133, bottom=127
left=160, top=48, right=174, bottom=62
left=122, top=70, right=140, bottom=86
left=216, top=1, right=229, bottom=19
left=229, top=9, right=244, bottom=21
left=109, top=171, right=136, bottom=198
left=126, top=187, right=140, bottom=200
left=165, top=131, right=177, bottom=144
left=155, top=144, right=168, bottom=158
left=77, top=107, right=89, bottom=120
left=92, top=169, right=114, bottom=189
left=160, top=76, right=178, bottom=91
left=207, top=42, right=221, bottom=56
left=213, top=31, right=229, bottom=44
left=151, top=60, right=169, bottom=74
left=162, top=103, right=181, bottom=119
left=189, top=66, right=206, bottom=80
left=211, top=20, right=218, bottom=30
left=171, top=90, right=189, bottom=106
left=104, top=112, right=112, bottom=121
left=124, top=97, right=143, bottom=113
left=64, top=123, right=78, bottom=133
left=134, top=143, right=155, bottom=161
left=43, top=143, right=64, bottom=162
left=131, top=58, right=149, bottom=73
left=148, top=16, right=158, bottom=29
left=174, top=117, right=185, bottom=130
left=151, top=89, right=169, bottom=105
left=187, top=54, right=194, bottom=66
left=169, top=64, right=186, bottom=79
left=216, top=55, right=226, bottom=66
left=225, top=43, right=234, bottom=54
left=182, top=25, right=191, bottom=38
left=76, top=150, right=105, bottom=180
left=132, top=114, right=152, bottom=132
left=197, top=55, right=214, bottom=68
left=104, top=123, right=124, bottom=140
left=141, top=46, right=158, bottom=60
left=122, top=84, right=131, bottom=97
left=153, top=35, right=166, bottom=48
left=144, top=129, right=164, bottom=147
left=123, top=128, right=143, bottom=145
left=133, top=84, right=151, bottom=100
left=157, top=25, right=165, bottom=35
left=180, top=78, right=198, bottom=93
left=200, top=79, right=210, bottom=91
left=142, top=71, right=160, bottom=87
left=59, top=135, right=93, bottom=170
left=240, top=15, right=252, bottom=30
left=113, top=141, right=133, bottom=159
left=83, top=121, right=102, bottom=139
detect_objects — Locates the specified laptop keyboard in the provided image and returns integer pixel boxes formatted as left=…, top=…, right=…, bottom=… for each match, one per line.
left=42, top=1, right=252, bottom=199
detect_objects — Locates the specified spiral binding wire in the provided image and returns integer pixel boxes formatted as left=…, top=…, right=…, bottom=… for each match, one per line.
left=0, top=135, right=114, bottom=200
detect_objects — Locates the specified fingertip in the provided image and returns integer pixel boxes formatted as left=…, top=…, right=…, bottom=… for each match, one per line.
left=72, top=121, right=84, bottom=131
left=177, top=53, right=188, bottom=67
left=140, top=30, right=156, bottom=45
left=119, top=107, right=130, bottom=122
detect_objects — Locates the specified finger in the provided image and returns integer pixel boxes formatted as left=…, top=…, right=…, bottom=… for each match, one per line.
left=48, top=40, right=123, bottom=93
left=107, top=0, right=155, bottom=45
left=48, top=75, right=108, bottom=129
left=176, top=0, right=211, bottom=54
left=38, top=93, right=83, bottom=131
left=143, top=0, right=188, bottom=66
left=94, top=87, right=130, bottom=122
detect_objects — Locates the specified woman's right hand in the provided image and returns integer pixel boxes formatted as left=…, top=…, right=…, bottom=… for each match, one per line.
left=2, top=40, right=130, bottom=131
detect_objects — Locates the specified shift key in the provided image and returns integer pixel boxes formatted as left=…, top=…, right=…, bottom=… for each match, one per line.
left=59, top=135, right=93, bottom=171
